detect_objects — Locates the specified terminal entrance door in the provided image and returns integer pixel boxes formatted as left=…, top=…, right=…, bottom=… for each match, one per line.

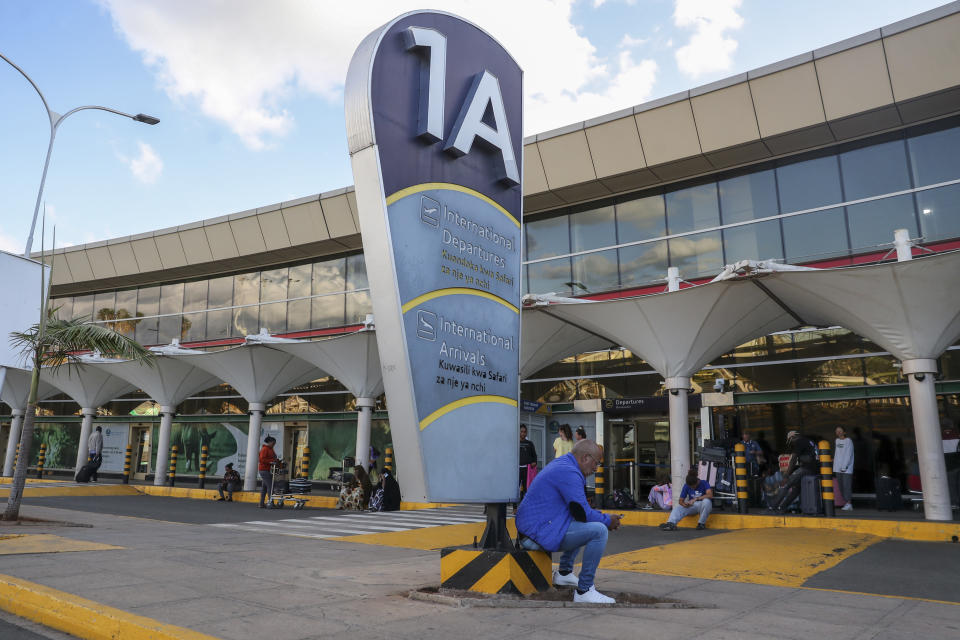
left=607, top=416, right=676, bottom=503
left=130, top=425, right=152, bottom=480
left=285, top=424, right=309, bottom=478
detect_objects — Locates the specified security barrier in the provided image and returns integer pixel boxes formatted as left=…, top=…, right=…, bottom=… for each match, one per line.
left=384, top=446, right=393, bottom=473
left=300, top=446, right=310, bottom=478
left=168, top=445, right=178, bottom=487
left=36, top=444, right=46, bottom=479
left=440, top=548, right=552, bottom=595
left=122, top=445, right=131, bottom=484
left=734, top=442, right=748, bottom=513
left=819, top=440, right=835, bottom=517
left=595, top=462, right=605, bottom=506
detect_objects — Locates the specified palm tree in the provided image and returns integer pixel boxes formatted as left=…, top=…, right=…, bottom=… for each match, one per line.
left=2, top=294, right=153, bottom=522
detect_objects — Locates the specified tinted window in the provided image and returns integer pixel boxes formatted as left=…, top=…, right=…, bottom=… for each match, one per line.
left=722, top=220, right=783, bottom=262
left=571, top=249, right=618, bottom=293
left=232, top=272, right=259, bottom=337
left=669, top=230, right=723, bottom=278
left=618, top=241, right=668, bottom=288
left=528, top=258, right=572, bottom=295
left=312, top=294, right=345, bottom=329
left=260, top=268, right=288, bottom=302
left=114, top=290, right=137, bottom=338
left=157, top=283, right=184, bottom=344
left=346, top=254, right=368, bottom=290
left=135, top=286, right=160, bottom=344
left=616, top=195, right=666, bottom=243
left=839, top=139, right=910, bottom=200
left=286, top=264, right=313, bottom=333
left=570, top=206, right=615, bottom=253
left=665, top=182, right=719, bottom=234
left=313, top=258, right=346, bottom=294
left=93, top=291, right=115, bottom=323
left=777, top=155, right=842, bottom=212
left=72, top=295, right=93, bottom=322
left=916, top=183, right=960, bottom=242
left=719, top=169, right=779, bottom=223
left=846, top=194, right=917, bottom=252
left=346, top=291, right=372, bottom=324
left=908, top=125, right=960, bottom=187
left=782, top=208, right=848, bottom=263
left=525, top=216, right=569, bottom=260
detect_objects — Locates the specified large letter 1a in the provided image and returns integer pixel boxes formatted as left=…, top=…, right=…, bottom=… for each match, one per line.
left=404, top=27, right=446, bottom=143
left=444, top=71, right=520, bottom=186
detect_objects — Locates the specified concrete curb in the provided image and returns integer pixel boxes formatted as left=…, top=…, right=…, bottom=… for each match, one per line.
left=604, top=509, right=960, bottom=542
left=408, top=589, right=697, bottom=609
left=0, top=572, right=221, bottom=640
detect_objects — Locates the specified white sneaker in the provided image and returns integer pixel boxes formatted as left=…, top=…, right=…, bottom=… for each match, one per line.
left=553, top=570, right=579, bottom=587
left=842, top=503, right=853, bottom=511
left=573, top=585, right=616, bottom=604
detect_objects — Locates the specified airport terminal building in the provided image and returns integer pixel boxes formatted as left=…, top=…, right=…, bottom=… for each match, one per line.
left=2, top=5, right=959, bottom=504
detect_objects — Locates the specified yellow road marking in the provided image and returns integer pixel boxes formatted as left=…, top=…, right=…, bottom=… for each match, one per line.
left=0, top=572, right=220, bottom=640
left=0, top=534, right=121, bottom=556
left=0, top=485, right=139, bottom=498
left=385, top=182, right=520, bottom=228
left=401, top=287, right=519, bottom=314
left=600, top=528, right=881, bottom=588
left=419, top=395, right=518, bottom=430
left=332, top=520, right=518, bottom=550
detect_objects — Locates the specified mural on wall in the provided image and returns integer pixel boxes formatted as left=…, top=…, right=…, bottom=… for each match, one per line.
left=29, top=423, right=80, bottom=469
left=306, top=419, right=390, bottom=480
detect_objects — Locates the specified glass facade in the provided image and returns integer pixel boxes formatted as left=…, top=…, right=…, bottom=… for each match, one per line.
left=52, top=254, right=371, bottom=345
left=522, top=117, right=960, bottom=295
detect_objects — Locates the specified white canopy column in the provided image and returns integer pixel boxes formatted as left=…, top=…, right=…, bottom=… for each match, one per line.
left=1, top=366, right=57, bottom=476
left=537, top=278, right=796, bottom=498
left=249, top=328, right=385, bottom=472
left=39, top=357, right=135, bottom=474
left=86, top=350, right=220, bottom=485
left=758, top=249, right=960, bottom=520
left=165, top=340, right=319, bottom=491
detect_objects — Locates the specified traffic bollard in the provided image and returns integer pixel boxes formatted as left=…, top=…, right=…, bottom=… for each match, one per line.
left=122, top=445, right=131, bottom=484
left=168, top=445, right=178, bottom=487
left=36, top=443, right=46, bottom=479
left=198, top=445, right=208, bottom=489
left=819, top=440, right=835, bottom=517
left=734, top=442, right=749, bottom=514
left=300, top=445, right=310, bottom=478
left=384, top=446, right=393, bottom=473
left=595, top=462, right=605, bottom=507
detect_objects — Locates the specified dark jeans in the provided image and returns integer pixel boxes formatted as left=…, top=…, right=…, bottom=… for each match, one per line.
left=771, top=467, right=814, bottom=510
left=219, top=481, right=239, bottom=500
left=258, top=470, right=273, bottom=506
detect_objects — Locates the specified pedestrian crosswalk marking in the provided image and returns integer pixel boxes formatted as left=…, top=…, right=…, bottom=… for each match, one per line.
left=207, top=506, right=492, bottom=541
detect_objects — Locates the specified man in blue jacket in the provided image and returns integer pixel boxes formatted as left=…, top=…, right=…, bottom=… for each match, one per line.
left=516, top=440, right=622, bottom=604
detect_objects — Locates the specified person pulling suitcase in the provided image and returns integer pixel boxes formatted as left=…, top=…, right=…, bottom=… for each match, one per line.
left=87, top=426, right=104, bottom=483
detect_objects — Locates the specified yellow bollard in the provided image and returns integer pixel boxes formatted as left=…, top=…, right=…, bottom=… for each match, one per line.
left=384, top=446, right=393, bottom=473
left=734, top=442, right=749, bottom=513
left=123, top=445, right=132, bottom=484
left=36, top=443, right=46, bottom=479
left=595, top=462, right=606, bottom=508
left=199, top=445, right=209, bottom=489
left=819, top=440, right=835, bottom=517
left=168, top=445, right=178, bottom=487
left=300, top=445, right=310, bottom=479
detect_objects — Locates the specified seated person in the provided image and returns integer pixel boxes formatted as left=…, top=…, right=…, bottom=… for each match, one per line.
left=369, top=469, right=402, bottom=512
left=660, top=470, right=713, bottom=530
left=761, top=466, right=784, bottom=509
left=767, top=430, right=819, bottom=513
left=216, top=462, right=241, bottom=502
left=647, top=474, right=672, bottom=510
left=516, top=440, right=622, bottom=604
left=338, top=465, right=372, bottom=510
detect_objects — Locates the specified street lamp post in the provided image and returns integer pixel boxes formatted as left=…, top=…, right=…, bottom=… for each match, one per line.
left=0, top=52, right=160, bottom=258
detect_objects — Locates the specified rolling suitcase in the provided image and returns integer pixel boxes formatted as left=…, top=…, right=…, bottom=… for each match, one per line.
left=876, top=475, right=901, bottom=511
left=75, top=462, right=96, bottom=483
left=801, top=475, right=822, bottom=515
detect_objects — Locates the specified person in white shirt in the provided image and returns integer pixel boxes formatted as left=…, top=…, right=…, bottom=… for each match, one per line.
left=87, top=426, right=104, bottom=483
left=833, top=427, right=854, bottom=511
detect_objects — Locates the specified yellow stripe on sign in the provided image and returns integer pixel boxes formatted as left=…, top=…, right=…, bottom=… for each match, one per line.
left=385, top=182, right=520, bottom=228
left=599, top=528, right=881, bottom=588
left=401, top=287, right=519, bottom=314
left=420, top=395, right=518, bottom=430
left=441, top=550, right=480, bottom=583
left=469, top=556, right=511, bottom=594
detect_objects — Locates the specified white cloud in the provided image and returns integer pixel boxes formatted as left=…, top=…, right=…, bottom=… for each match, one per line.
left=119, top=141, right=163, bottom=184
left=673, top=0, right=743, bottom=78
left=102, top=0, right=657, bottom=142
left=619, top=34, right=648, bottom=48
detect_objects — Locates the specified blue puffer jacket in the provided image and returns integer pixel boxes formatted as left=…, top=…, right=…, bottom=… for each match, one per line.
left=515, top=453, right=610, bottom=551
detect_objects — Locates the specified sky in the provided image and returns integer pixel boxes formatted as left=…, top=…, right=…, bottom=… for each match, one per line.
left=0, top=0, right=950, bottom=254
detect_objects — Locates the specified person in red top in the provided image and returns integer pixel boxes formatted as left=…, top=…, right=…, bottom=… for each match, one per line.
left=258, top=436, right=279, bottom=509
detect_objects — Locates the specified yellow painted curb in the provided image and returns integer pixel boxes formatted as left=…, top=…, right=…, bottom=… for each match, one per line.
left=0, top=572, right=221, bottom=640
left=604, top=509, right=960, bottom=542
left=0, top=485, right=139, bottom=498
left=0, top=534, right=121, bottom=556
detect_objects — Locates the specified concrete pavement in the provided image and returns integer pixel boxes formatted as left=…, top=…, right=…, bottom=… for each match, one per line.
left=0, top=497, right=958, bottom=640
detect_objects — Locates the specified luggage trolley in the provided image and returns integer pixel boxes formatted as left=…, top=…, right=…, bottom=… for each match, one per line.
left=268, top=461, right=309, bottom=510
left=697, top=445, right=739, bottom=510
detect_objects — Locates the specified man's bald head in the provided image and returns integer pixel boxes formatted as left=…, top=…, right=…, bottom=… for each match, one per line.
left=572, top=439, right=601, bottom=476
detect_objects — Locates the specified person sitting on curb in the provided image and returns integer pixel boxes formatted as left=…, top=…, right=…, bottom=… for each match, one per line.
left=216, top=463, right=241, bottom=502
left=660, top=470, right=713, bottom=531
left=516, top=440, right=622, bottom=604
left=766, top=430, right=818, bottom=513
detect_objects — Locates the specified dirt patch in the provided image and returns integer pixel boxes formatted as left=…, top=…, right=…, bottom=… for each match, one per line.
left=410, top=586, right=695, bottom=608
left=0, top=517, right=92, bottom=528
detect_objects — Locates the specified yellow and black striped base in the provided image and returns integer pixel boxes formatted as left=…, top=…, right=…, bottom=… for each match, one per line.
left=440, top=548, right=552, bottom=595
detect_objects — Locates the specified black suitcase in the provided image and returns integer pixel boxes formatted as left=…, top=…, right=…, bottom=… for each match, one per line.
left=801, top=475, right=822, bottom=515
left=74, top=456, right=102, bottom=483
left=876, top=475, right=901, bottom=511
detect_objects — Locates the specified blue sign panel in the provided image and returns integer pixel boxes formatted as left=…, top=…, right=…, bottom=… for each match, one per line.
left=346, top=11, right=523, bottom=502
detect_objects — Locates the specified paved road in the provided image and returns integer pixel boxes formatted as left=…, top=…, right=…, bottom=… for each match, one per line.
left=0, top=611, right=75, bottom=640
